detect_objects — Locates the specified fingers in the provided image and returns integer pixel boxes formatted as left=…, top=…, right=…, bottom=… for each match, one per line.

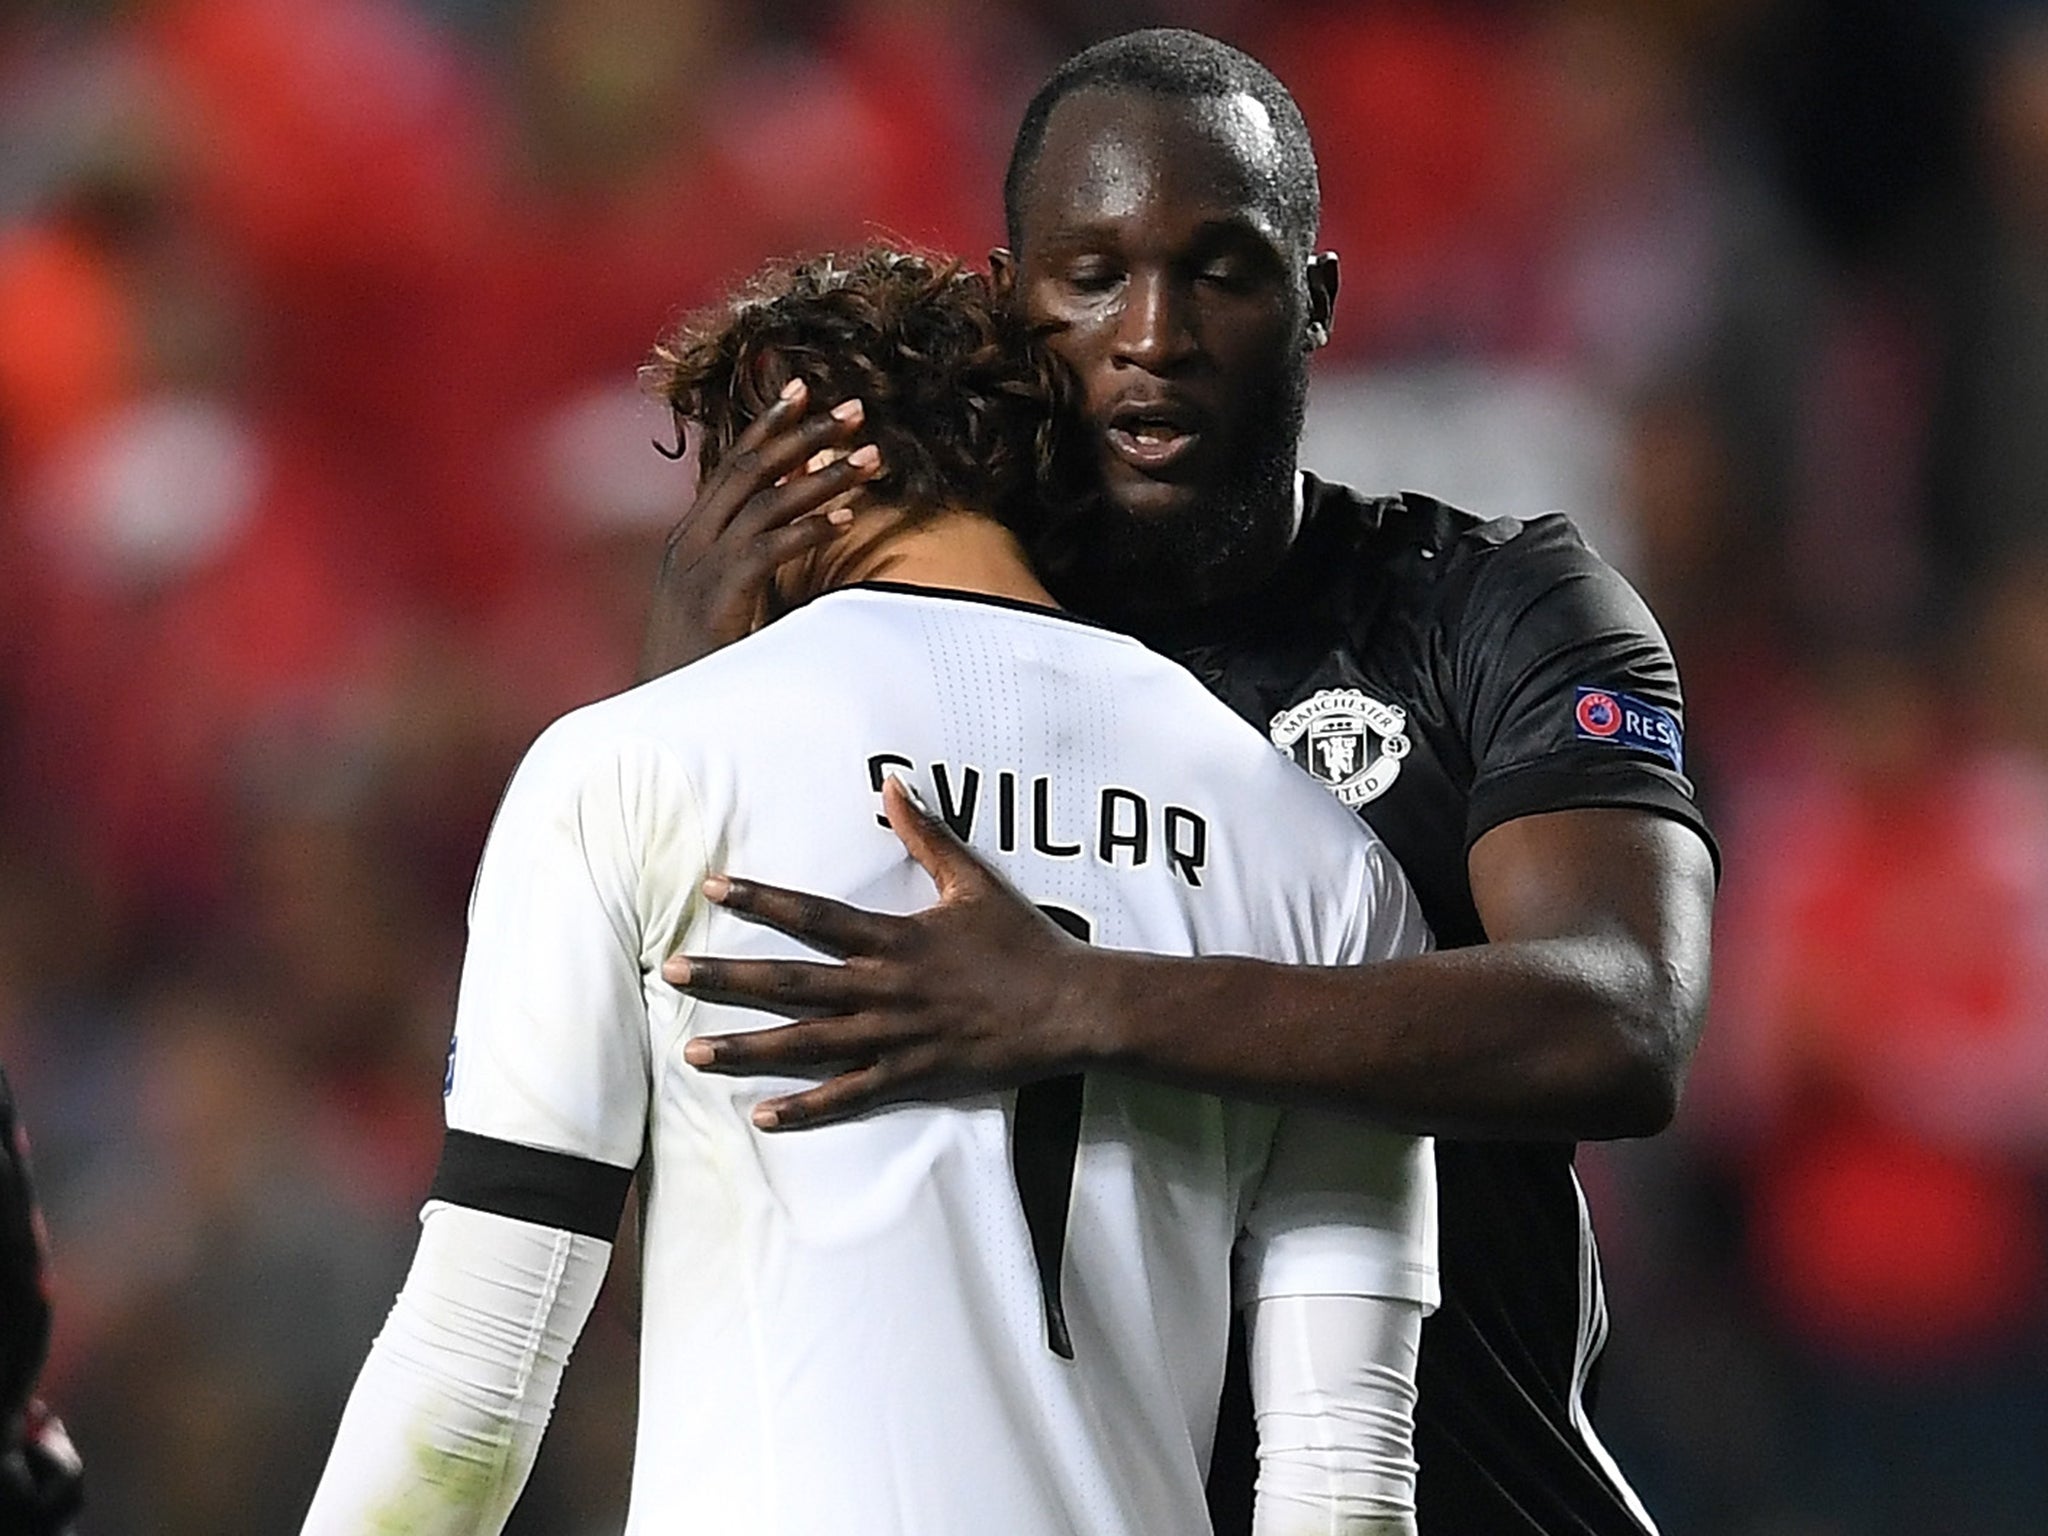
left=726, top=443, right=882, bottom=547
left=677, top=378, right=817, bottom=538
left=880, top=775, right=986, bottom=901
left=750, top=1066, right=897, bottom=1130
left=681, top=1015, right=884, bottom=1072
left=680, top=1020, right=906, bottom=1129
left=691, top=395, right=880, bottom=544
left=748, top=506, right=856, bottom=572
left=688, top=876, right=906, bottom=958
left=663, top=954, right=873, bottom=1011
left=723, top=375, right=811, bottom=460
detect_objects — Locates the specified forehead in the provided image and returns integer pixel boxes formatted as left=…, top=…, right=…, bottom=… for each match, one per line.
left=1019, top=86, right=1290, bottom=248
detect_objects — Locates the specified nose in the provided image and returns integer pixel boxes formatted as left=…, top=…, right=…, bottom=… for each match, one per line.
left=1111, top=270, right=1196, bottom=373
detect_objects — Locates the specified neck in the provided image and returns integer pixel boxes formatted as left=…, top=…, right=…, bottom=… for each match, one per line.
left=1058, top=468, right=1306, bottom=630
left=802, top=505, right=1061, bottom=610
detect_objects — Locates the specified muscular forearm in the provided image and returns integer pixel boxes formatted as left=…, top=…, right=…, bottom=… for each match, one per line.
left=299, top=1204, right=608, bottom=1536
left=1089, top=936, right=1702, bottom=1141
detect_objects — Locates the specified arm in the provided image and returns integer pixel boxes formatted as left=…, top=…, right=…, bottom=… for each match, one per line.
left=674, top=782, right=1713, bottom=1140
left=1236, top=1094, right=1434, bottom=1535
left=299, top=1205, right=609, bottom=1536
left=302, top=713, right=678, bottom=1524
left=1247, top=1293, right=1424, bottom=1536
left=1088, top=806, right=1714, bottom=1140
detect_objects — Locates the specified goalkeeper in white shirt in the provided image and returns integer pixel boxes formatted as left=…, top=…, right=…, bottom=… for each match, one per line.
left=299, top=248, right=1437, bottom=1536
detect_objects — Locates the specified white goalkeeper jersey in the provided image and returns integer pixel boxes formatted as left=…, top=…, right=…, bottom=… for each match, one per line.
left=440, top=582, right=1435, bottom=1536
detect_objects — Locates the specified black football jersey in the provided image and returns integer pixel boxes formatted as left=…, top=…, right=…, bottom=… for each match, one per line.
left=1157, top=476, right=1715, bottom=1536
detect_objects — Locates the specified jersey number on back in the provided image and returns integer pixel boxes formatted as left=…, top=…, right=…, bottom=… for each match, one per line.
left=1012, top=905, right=1089, bottom=1360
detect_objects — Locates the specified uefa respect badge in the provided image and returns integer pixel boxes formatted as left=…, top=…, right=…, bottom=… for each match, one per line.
left=1572, top=687, right=1683, bottom=771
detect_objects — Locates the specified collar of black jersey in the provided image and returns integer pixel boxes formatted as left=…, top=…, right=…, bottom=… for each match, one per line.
left=1095, top=473, right=1401, bottom=657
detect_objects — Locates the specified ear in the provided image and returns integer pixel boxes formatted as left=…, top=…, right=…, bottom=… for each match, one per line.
left=1304, top=251, right=1339, bottom=351
left=989, top=247, right=1016, bottom=298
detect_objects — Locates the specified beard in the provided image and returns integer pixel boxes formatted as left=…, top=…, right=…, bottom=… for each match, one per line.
left=1031, top=355, right=1309, bottom=626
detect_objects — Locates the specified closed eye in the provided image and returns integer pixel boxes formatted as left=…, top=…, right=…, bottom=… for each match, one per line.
left=1061, top=261, right=1123, bottom=295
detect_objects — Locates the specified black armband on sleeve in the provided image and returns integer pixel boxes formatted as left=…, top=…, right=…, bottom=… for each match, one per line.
left=428, top=1130, right=634, bottom=1241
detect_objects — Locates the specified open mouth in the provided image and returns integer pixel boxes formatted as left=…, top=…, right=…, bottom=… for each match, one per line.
left=1106, top=423, right=1200, bottom=471
left=1104, top=399, right=1204, bottom=474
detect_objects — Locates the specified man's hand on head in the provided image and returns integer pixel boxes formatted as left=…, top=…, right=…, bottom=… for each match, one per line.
left=637, top=378, right=884, bottom=680
left=666, top=778, right=1113, bottom=1128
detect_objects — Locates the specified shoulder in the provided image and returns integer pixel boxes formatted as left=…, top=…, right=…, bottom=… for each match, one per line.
left=1293, top=477, right=1619, bottom=642
left=1305, top=471, right=1607, bottom=574
left=518, top=690, right=665, bottom=781
left=492, top=687, right=700, bottom=851
left=589, top=602, right=869, bottom=749
left=1325, top=483, right=1663, bottom=659
left=1360, top=487, right=1619, bottom=608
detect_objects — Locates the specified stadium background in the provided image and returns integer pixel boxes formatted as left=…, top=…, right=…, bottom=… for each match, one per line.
left=3, top=0, right=2047, bottom=1531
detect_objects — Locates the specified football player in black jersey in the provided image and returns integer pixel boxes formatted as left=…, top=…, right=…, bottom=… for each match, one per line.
left=637, top=29, right=1716, bottom=1536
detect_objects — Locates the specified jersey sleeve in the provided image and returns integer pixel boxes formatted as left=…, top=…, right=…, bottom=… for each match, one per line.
left=1341, top=839, right=1433, bottom=969
left=1449, top=515, right=1716, bottom=863
left=1237, top=837, right=1438, bottom=1309
left=437, top=711, right=701, bottom=1232
left=1236, top=1109, right=1437, bottom=1309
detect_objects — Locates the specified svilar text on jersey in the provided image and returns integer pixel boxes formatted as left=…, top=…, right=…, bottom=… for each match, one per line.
left=868, top=754, right=1209, bottom=888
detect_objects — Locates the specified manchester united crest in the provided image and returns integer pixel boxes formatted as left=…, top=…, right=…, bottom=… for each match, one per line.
left=1269, top=689, right=1411, bottom=807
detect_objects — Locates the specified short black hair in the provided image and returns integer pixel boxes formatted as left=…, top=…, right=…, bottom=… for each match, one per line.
left=1003, top=28, right=1321, bottom=256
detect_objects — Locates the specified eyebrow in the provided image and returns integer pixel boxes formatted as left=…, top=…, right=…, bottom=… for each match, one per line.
left=1192, top=215, right=1291, bottom=250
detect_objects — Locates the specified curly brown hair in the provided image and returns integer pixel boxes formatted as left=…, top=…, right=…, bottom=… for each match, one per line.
left=644, top=248, right=1072, bottom=539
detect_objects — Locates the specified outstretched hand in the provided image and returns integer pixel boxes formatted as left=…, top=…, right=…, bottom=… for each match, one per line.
left=638, top=378, right=885, bottom=680
left=666, top=778, right=1113, bottom=1128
